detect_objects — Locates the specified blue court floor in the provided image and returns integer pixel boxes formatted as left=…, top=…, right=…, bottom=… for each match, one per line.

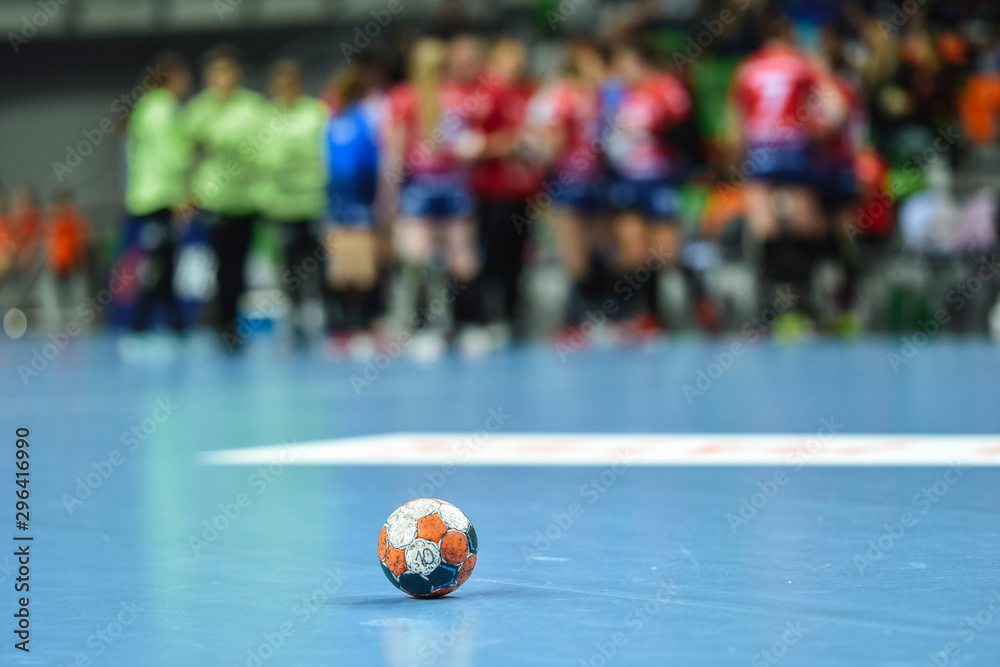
left=1, top=335, right=999, bottom=666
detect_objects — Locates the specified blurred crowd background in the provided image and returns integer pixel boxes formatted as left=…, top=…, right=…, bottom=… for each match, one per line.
left=2, top=0, right=1000, bottom=360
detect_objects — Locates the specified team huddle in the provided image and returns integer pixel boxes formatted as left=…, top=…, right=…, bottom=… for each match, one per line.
left=126, top=14, right=867, bottom=356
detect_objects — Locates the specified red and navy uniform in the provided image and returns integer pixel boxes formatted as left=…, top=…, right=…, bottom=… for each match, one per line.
left=732, top=44, right=821, bottom=183
left=526, top=81, right=603, bottom=211
left=605, top=72, right=692, bottom=221
left=391, top=81, right=480, bottom=219
left=814, top=73, right=864, bottom=207
left=473, top=79, right=542, bottom=203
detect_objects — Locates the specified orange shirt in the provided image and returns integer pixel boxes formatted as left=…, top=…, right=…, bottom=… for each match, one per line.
left=960, top=74, right=1000, bottom=145
left=47, top=204, right=90, bottom=274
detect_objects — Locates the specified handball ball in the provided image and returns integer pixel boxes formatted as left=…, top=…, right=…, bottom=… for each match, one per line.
left=378, top=498, right=478, bottom=598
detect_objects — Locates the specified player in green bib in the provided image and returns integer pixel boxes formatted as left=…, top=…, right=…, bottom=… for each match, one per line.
left=185, top=46, right=267, bottom=351
left=124, top=51, right=192, bottom=341
left=256, top=60, right=331, bottom=346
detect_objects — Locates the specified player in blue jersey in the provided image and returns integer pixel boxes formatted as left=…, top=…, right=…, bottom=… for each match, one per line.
left=323, top=59, right=389, bottom=353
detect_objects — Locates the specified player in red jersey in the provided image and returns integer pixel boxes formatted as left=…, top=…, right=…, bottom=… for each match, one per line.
left=385, top=37, right=488, bottom=355
left=730, top=16, right=831, bottom=240
left=604, top=41, right=694, bottom=330
left=729, top=16, right=842, bottom=323
left=473, top=38, right=542, bottom=342
left=524, top=41, right=609, bottom=331
left=814, top=42, right=865, bottom=237
left=813, top=37, right=868, bottom=330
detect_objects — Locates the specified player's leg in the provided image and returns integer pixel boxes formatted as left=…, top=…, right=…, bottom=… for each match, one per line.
left=479, top=199, right=527, bottom=338
left=442, top=214, right=485, bottom=353
left=280, top=220, right=323, bottom=344
left=328, top=226, right=380, bottom=331
left=393, top=215, right=435, bottom=333
left=130, top=208, right=174, bottom=334
left=554, top=204, right=604, bottom=329
left=210, top=214, right=254, bottom=351
left=642, top=178, right=691, bottom=330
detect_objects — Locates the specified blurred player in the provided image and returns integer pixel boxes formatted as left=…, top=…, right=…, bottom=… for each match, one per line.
left=124, top=51, right=192, bottom=342
left=324, top=59, right=388, bottom=354
left=386, top=37, right=487, bottom=356
left=525, top=41, right=608, bottom=334
left=813, top=36, right=866, bottom=331
left=604, top=41, right=693, bottom=332
left=473, top=38, right=541, bottom=343
left=729, top=16, right=836, bottom=321
left=186, top=45, right=267, bottom=351
left=257, top=59, right=330, bottom=348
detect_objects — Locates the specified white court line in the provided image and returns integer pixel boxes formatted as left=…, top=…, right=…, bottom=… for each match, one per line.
left=199, top=433, right=1000, bottom=467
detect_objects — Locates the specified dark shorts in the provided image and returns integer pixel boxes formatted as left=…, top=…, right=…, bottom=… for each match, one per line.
left=745, top=143, right=812, bottom=184
left=606, top=178, right=680, bottom=221
left=815, top=163, right=858, bottom=209
left=399, top=174, right=476, bottom=220
left=328, top=188, right=376, bottom=228
left=548, top=177, right=604, bottom=213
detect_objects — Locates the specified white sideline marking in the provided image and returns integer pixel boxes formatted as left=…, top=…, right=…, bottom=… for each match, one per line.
left=199, top=433, right=1000, bottom=467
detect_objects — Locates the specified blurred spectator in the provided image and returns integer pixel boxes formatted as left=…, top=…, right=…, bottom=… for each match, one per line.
left=959, top=70, right=1000, bottom=145
left=47, top=190, right=90, bottom=279
left=10, top=186, right=43, bottom=273
left=45, top=190, right=91, bottom=324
